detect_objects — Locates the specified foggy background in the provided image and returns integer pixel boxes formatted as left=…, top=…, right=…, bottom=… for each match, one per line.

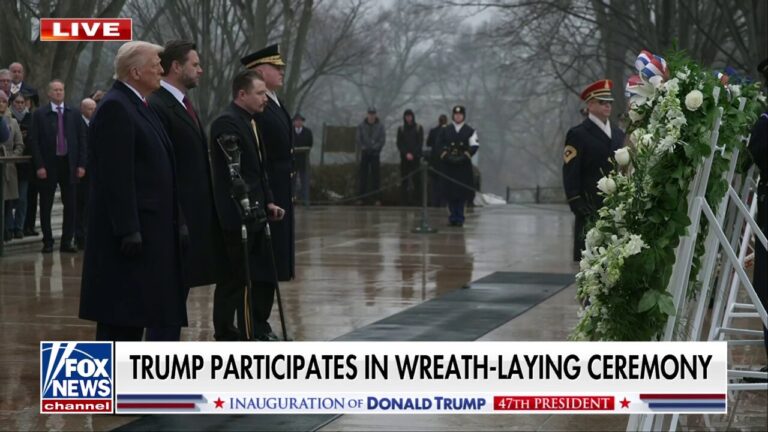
left=1, top=0, right=765, bottom=198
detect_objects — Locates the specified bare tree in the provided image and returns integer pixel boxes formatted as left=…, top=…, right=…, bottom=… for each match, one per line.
left=0, top=0, right=128, bottom=98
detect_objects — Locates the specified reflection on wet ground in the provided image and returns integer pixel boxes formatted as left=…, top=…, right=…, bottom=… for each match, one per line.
left=1, top=205, right=763, bottom=431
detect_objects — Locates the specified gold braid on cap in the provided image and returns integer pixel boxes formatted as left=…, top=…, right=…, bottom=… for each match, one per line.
left=245, top=55, right=285, bottom=69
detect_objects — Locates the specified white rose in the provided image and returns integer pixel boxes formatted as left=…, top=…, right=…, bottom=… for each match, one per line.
left=597, top=177, right=617, bottom=195
left=628, top=109, right=644, bottom=123
left=614, top=148, right=630, bottom=166
left=649, top=75, right=664, bottom=89
left=685, top=89, right=704, bottom=111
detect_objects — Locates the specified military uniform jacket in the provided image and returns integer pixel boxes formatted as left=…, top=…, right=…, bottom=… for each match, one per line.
left=437, top=123, right=477, bottom=201
left=210, top=102, right=277, bottom=283
left=252, top=96, right=295, bottom=281
left=562, top=118, right=624, bottom=213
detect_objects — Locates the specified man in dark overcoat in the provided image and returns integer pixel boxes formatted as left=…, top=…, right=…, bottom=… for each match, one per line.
left=79, top=41, right=187, bottom=341
left=240, top=45, right=295, bottom=329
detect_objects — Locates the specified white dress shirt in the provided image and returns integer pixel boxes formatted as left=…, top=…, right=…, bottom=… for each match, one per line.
left=588, top=113, right=612, bottom=139
left=121, top=81, right=147, bottom=104
left=160, top=80, right=187, bottom=108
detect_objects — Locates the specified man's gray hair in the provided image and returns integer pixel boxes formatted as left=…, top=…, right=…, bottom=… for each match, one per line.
left=114, top=41, right=163, bottom=81
left=0, top=69, right=10, bottom=77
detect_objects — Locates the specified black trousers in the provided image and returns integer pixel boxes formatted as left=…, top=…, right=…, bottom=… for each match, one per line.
left=75, top=177, right=88, bottom=247
left=24, top=181, right=39, bottom=232
left=428, top=168, right=443, bottom=207
left=400, top=159, right=421, bottom=206
left=358, top=152, right=380, bottom=201
left=39, top=156, right=75, bottom=247
left=213, top=230, right=275, bottom=340
left=573, top=212, right=587, bottom=262
left=95, top=322, right=143, bottom=341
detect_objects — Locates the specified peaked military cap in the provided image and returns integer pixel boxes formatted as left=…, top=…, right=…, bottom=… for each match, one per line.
left=580, top=79, right=614, bottom=102
left=452, top=105, right=466, bottom=115
left=240, top=43, right=286, bottom=69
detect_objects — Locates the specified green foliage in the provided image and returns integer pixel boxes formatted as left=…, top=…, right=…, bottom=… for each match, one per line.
left=571, top=50, right=766, bottom=341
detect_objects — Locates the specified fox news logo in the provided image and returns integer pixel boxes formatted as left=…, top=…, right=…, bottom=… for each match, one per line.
left=40, top=342, right=113, bottom=413
left=40, top=18, right=132, bottom=41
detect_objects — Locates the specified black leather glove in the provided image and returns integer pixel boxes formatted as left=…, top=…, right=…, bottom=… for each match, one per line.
left=120, top=232, right=142, bottom=257
left=179, top=225, right=190, bottom=252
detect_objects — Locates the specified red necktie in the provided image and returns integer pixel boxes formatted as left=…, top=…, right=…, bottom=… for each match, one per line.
left=182, top=96, right=199, bottom=126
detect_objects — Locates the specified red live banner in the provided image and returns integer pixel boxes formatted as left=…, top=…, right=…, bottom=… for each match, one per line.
left=493, top=396, right=615, bottom=411
left=40, top=18, right=132, bottom=41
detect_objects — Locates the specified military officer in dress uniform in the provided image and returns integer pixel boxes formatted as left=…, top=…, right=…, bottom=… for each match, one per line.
left=437, top=105, right=478, bottom=227
left=239, top=44, right=295, bottom=341
left=562, top=79, right=625, bottom=262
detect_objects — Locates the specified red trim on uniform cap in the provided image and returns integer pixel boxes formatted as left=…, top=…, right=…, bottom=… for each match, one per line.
left=580, top=79, right=613, bottom=101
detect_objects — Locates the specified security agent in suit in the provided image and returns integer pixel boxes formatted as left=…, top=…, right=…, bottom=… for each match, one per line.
left=562, top=79, right=625, bottom=262
left=28, top=80, right=87, bottom=253
left=79, top=41, right=187, bottom=342
left=241, top=44, right=296, bottom=285
left=209, top=70, right=285, bottom=341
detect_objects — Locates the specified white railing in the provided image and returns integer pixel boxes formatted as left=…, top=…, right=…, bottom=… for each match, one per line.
left=627, top=96, right=767, bottom=431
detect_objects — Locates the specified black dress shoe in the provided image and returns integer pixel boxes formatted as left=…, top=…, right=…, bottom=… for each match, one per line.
left=24, top=229, right=39, bottom=236
left=254, top=332, right=279, bottom=341
left=60, top=244, right=78, bottom=253
left=14, top=230, right=24, bottom=239
left=41, top=245, right=54, bottom=254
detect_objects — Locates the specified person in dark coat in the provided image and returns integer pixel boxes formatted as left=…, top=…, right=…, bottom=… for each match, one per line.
left=292, top=113, right=313, bottom=206
left=0, top=115, right=8, bottom=142
left=355, top=107, right=386, bottom=205
left=426, top=114, right=448, bottom=207
left=22, top=93, right=41, bottom=237
left=209, top=70, right=285, bottom=341
left=396, top=108, right=424, bottom=206
left=748, top=57, right=768, bottom=372
left=8, top=92, right=32, bottom=239
left=28, top=79, right=87, bottom=253
left=562, top=79, right=625, bottom=262
left=149, top=40, right=224, bottom=293
left=8, top=62, right=39, bottom=106
left=79, top=41, right=187, bottom=342
left=241, top=44, right=296, bottom=285
left=74, top=97, right=96, bottom=249
left=437, top=105, right=478, bottom=227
